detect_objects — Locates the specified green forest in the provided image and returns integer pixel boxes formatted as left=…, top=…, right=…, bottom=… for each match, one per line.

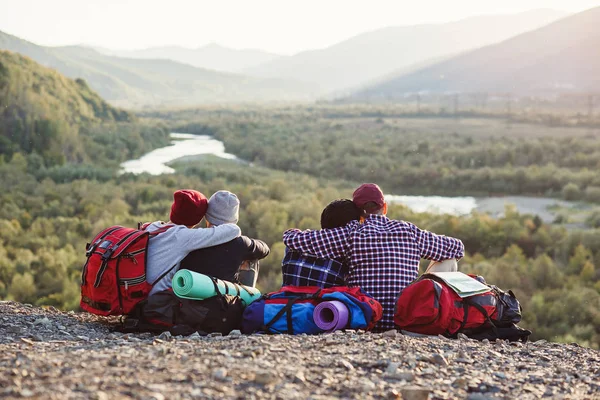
left=146, top=106, right=600, bottom=202
left=1, top=51, right=600, bottom=348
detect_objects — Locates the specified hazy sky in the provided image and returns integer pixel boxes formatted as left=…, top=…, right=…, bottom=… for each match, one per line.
left=0, top=0, right=597, bottom=54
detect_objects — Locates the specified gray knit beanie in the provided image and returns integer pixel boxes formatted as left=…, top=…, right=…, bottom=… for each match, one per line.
left=205, top=190, right=240, bottom=225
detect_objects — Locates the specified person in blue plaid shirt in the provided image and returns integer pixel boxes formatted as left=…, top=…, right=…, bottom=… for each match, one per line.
left=283, top=183, right=465, bottom=331
left=281, top=199, right=361, bottom=288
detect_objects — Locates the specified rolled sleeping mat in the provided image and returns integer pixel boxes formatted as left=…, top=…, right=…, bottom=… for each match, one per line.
left=172, top=269, right=261, bottom=306
left=313, top=300, right=349, bottom=332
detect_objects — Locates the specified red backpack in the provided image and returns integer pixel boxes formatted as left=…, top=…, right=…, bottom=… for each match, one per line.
left=80, top=224, right=172, bottom=316
left=394, top=274, right=522, bottom=337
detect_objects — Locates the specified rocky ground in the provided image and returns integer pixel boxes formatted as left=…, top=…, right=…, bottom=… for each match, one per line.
left=1, top=301, right=599, bottom=400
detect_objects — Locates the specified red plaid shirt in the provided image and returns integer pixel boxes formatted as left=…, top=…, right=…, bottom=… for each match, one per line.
left=282, top=215, right=465, bottom=330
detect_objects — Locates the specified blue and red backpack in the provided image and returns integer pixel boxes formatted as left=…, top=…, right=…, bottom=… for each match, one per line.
left=241, top=285, right=383, bottom=334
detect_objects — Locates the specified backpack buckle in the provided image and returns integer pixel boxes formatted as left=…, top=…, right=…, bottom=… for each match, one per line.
left=102, top=247, right=115, bottom=260
left=85, top=238, right=103, bottom=257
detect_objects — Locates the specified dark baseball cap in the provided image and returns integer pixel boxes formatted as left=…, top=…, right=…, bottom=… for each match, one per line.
left=352, top=183, right=385, bottom=209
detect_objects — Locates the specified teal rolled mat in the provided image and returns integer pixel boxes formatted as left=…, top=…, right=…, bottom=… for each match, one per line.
left=172, top=269, right=261, bottom=306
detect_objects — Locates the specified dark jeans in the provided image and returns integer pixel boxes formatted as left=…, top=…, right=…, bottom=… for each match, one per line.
left=237, top=260, right=260, bottom=288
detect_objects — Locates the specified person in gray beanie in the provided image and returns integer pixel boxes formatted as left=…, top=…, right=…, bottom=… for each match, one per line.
left=205, top=190, right=240, bottom=226
left=180, top=190, right=269, bottom=287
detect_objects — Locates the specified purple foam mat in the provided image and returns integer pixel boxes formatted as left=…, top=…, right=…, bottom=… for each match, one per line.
left=313, top=300, right=349, bottom=331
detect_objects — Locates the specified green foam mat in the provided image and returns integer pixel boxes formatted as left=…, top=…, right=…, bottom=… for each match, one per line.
left=172, top=269, right=261, bottom=306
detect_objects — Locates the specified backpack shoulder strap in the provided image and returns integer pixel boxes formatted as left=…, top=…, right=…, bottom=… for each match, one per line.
left=150, top=263, right=179, bottom=287
left=464, top=298, right=499, bottom=336
left=264, top=297, right=298, bottom=334
left=139, top=222, right=174, bottom=236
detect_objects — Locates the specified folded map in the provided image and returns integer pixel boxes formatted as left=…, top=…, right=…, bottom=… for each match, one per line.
left=430, top=271, right=491, bottom=298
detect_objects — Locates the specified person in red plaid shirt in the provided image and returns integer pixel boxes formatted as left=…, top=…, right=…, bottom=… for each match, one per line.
left=282, top=183, right=465, bottom=331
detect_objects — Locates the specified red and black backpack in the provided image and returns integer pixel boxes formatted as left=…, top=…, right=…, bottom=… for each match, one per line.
left=394, top=273, right=526, bottom=340
left=80, top=223, right=172, bottom=316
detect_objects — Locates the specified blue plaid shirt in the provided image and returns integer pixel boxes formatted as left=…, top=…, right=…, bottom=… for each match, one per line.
left=281, top=248, right=348, bottom=288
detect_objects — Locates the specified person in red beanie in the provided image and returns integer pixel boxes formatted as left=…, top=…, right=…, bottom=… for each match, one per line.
left=144, top=189, right=241, bottom=295
left=283, top=183, right=464, bottom=331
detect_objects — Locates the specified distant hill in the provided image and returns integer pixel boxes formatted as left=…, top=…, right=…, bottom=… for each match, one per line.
left=351, top=7, right=600, bottom=98
left=0, top=32, right=315, bottom=107
left=245, top=9, right=568, bottom=93
left=95, top=43, right=283, bottom=73
left=0, top=50, right=131, bottom=162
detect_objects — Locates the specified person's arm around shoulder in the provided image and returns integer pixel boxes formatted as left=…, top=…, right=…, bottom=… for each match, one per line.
left=242, top=236, right=270, bottom=260
left=406, top=221, right=465, bottom=261
left=282, top=224, right=353, bottom=260
left=181, top=223, right=241, bottom=252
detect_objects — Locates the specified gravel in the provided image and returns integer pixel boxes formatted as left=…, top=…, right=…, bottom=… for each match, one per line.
left=1, top=300, right=599, bottom=399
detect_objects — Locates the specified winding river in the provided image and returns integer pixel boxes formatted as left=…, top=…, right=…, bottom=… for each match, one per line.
left=120, top=133, right=238, bottom=175
left=121, top=133, right=585, bottom=223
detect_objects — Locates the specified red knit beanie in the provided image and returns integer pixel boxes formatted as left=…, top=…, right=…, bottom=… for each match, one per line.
left=169, top=189, right=208, bottom=226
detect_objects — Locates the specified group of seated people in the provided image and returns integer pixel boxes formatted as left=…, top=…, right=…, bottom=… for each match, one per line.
left=145, top=183, right=465, bottom=331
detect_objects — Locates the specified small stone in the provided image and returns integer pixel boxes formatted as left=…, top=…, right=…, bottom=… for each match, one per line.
left=453, top=377, right=468, bottom=388
left=482, top=339, right=490, bottom=345
left=208, top=332, right=222, bottom=338
left=431, top=353, right=449, bottom=366
left=400, top=386, right=431, bottom=400
left=382, top=329, right=397, bottom=338
left=340, top=359, right=355, bottom=370
left=360, top=379, right=376, bottom=391
left=188, top=332, right=202, bottom=340
left=6, top=325, right=24, bottom=334
left=93, top=392, right=109, bottom=400
left=33, top=317, right=51, bottom=326
left=158, top=331, right=172, bottom=341
left=293, top=372, right=306, bottom=384
left=466, top=394, right=495, bottom=400
left=76, top=335, right=90, bottom=342
left=228, top=330, right=242, bottom=336
left=212, top=368, right=228, bottom=381
left=389, top=372, right=415, bottom=382
left=457, top=332, right=469, bottom=341
left=493, top=372, right=507, bottom=380
left=19, top=389, right=34, bottom=397
left=534, top=339, right=547, bottom=345
left=254, top=371, right=278, bottom=385
left=386, top=362, right=399, bottom=375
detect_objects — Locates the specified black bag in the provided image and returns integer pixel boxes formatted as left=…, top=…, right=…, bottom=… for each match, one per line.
left=462, top=323, right=532, bottom=342
left=459, top=280, right=530, bottom=342
left=118, top=288, right=244, bottom=335
left=491, top=286, right=522, bottom=326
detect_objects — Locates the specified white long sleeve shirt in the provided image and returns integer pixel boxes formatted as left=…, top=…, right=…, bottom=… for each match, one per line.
left=145, top=221, right=241, bottom=295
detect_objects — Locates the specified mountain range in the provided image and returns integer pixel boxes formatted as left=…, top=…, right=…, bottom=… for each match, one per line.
left=0, top=31, right=315, bottom=108
left=94, top=43, right=282, bottom=73
left=2, top=7, right=591, bottom=107
left=350, top=6, right=600, bottom=98
left=242, top=9, right=568, bottom=93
